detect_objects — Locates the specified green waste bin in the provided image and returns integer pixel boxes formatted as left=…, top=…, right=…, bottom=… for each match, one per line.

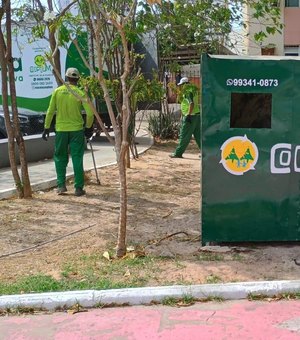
left=201, top=54, right=300, bottom=244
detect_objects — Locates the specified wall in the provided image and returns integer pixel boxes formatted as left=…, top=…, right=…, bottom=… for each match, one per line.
left=284, top=8, right=300, bottom=45
left=242, top=2, right=284, bottom=56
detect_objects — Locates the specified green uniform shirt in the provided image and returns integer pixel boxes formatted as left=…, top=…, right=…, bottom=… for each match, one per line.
left=180, top=85, right=200, bottom=116
left=45, top=84, right=94, bottom=132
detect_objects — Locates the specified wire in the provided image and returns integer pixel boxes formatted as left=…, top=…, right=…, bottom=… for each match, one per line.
left=0, top=223, right=97, bottom=259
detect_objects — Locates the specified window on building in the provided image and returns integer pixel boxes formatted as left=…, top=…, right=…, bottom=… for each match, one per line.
left=285, top=0, right=299, bottom=7
left=230, top=93, right=272, bottom=129
left=284, top=46, right=299, bottom=56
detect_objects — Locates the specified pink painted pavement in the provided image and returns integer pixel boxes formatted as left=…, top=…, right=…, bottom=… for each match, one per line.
left=1, top=299, right=300, bottom=339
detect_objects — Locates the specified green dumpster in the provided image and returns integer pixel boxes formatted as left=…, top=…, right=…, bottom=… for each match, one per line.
left=201, top=54, right=300, bottom=244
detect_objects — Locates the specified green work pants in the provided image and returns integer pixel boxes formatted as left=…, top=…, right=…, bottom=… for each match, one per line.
left=174, top=115, right=201, bottom=157
left=54, top=130, right=85, bottom=189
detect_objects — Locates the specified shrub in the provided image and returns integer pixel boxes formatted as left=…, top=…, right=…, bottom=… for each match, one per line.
left=148, top=111, right=180, bottom=140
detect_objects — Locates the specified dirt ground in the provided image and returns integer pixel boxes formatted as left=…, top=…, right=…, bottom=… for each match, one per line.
left=1, top=140, right=300, bottom=287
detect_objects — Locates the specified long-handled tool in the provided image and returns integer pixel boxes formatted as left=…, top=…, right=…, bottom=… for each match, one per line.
left=87, top=134, right=100, bottom=185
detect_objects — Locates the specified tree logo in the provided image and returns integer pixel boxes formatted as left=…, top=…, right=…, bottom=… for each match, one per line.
left=220, top=135, right=259, bottom=175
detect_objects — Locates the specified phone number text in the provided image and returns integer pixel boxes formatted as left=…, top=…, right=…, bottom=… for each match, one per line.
left=226, top=78, right=279, bottom=87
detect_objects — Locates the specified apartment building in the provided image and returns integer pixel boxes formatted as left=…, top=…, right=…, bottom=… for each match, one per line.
left=284, top=0, right=300, bottom=55
left=241, top=0, right=300, bottom=56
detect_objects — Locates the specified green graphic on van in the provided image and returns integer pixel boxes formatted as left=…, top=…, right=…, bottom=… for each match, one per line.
left=34, top=55, right=45, bottom=67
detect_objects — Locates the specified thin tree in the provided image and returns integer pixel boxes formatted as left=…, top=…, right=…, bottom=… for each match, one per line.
left=23, top=0, right=161, bottom=257
left=0, top=0, right=32, bottom=198
left=48, top=0, right=162, bottom=256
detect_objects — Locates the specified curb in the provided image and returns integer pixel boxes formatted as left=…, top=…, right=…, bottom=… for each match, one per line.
left=1, top=280, right=300, bottom=310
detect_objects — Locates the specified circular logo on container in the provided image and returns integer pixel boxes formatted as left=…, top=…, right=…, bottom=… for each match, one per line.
left=220, top=135, right=259, bottom=175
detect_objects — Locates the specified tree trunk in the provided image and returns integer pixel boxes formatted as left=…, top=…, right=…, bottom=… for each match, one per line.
left=47, top=0, right=62, bottom=86
left=116, top=141, right=129, bottom=257
left=7, top=51, right=32, bottom=197
left=1, top=0, right=32, bottom=198
left=126, top=147, right=130, bottom=168
left=49, top=30, right=62, bottom=85
left=0, top=6, right=24, bottom=197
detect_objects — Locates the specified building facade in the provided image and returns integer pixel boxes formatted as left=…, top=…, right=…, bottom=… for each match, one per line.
left=242, top=0, right=300, bottom=56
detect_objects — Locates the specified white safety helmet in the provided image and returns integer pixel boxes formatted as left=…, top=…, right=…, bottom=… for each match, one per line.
left=65, top=67, right=80, bottom=79
left=177, top=77, right=189, bottom=86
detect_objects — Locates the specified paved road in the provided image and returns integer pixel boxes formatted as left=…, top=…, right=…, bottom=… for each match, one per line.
left=0, top=130, right=153, bottom=199
left=1, top=299, right=300, bottom=339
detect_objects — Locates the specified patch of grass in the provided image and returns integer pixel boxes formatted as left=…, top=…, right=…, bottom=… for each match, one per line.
left=200, top=296, right=225, bottom=302
left=231, top=253, right=244, bottom=261
left=162, top=296, right=178, bottom=306
left=79, top=254, right=100, bottom=262
left=0, top=275, right=63, bottom=295
left=182, top=294, right=195, bottom=305
left=248, top=293, right=270, bottom=301
left=162, top=295, right=196, bottom=307
left=205, top=274, right=222, bottom=284
left=174, top=259, right=186, bottom=269
left=286, top=292, right=300, bottom=299
left=248, top=292, right=300, bottom=301
left=196, top=253, right=225, bottom=261
left=0, top=306, right=47, bottom=316
left=0, top=254, right=161, bottom=295
left=61, top=263, right=77, bottom=278
left=0, top=274, right=140, bottom=296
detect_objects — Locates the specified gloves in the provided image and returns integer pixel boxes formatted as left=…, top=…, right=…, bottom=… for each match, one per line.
left=42, top=129, right=50, bottom=141
left=185, top=115, right=192, bottom=123
left=85, top=127, right=94, bottom=139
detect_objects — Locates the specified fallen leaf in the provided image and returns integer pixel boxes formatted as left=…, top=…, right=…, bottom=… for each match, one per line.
left=162, top=210, right=172, bottom=218
left=67, top=303, right=88, bottom=315
left=124, top=269, right=131, bottom=277
left=103, top=251, right=111, bottom=260
left=126, top=250, right=146, bottom=259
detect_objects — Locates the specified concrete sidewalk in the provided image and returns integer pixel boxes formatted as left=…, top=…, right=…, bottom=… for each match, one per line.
left=0, top=130, right=153, bottom=200
left=2, top=299, right=300, bottom=339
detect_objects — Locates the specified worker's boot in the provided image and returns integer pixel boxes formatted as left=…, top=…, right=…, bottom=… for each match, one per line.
left=57, top=186, right=67, bottom=195
left=75, top=187, right=86, bottom=196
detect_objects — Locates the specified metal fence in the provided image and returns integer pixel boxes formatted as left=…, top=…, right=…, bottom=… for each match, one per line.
left=163, top=64, right=201, bottom=103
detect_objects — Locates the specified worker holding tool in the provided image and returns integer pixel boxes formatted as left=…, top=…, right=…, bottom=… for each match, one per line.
left=42, top=67, right=94, bottom=196
left=169, top=77, right=201, bottom=158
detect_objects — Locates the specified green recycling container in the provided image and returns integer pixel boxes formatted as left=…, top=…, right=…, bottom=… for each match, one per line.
left=201, top=54, right=300, bottom=244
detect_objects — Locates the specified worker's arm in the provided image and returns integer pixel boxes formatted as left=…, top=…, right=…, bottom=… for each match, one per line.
left=82, top=101, right=94, bottom=129
left=187, top=92, right=194, bottom=115
left=44, top=90, right=57, bottom=129
left=188, top=102, right=194, bottom=115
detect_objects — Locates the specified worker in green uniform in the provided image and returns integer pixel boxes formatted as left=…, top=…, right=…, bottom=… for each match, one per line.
left=170, top=77, right=201, bottom=158
left=42, top=67, right=94, bottom=196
